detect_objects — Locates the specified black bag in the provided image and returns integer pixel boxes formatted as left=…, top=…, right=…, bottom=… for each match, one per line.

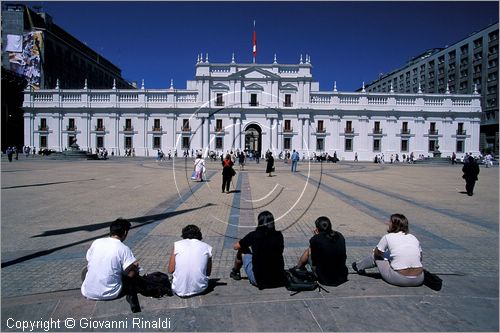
left=231, top=168, right=236, bottom=177
left=137, top=271, right=173, bottom=298
left=284, top=267, right=328, bottom=295
left=423, top=269, right=442, bottom=291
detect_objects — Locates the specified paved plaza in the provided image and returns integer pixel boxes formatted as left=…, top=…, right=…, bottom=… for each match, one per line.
left=1, top=155, right=498, bottom=332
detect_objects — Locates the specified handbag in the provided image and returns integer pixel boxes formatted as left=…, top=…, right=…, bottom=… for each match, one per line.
left=191, top=171, right=196, bottom=180
left=231, top=168, right=236, bottom=176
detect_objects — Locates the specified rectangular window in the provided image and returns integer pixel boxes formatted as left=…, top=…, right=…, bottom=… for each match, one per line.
left=215, top=137, right=223, bottom=149
left=402, top=122, right=408, bottom=133
left=429, top=122, right=437, bottom=134
left=216, top=119, right=223, bottom=131
left=316, top=138, right=324, bottom=151
left=250, top=94, right=258, bottom=106
left=153, top=137, right=161, bottom=149
left=401, top=139, right=408, bottom=152
left=68, top=118, right=75, bottom=130
left=284, top=119, right=292, bottom=132
left=68, top=135, right=75, bottom=147
left=284, top=94, right=292, bottom=107
left=40, top=135, right=47, bottom=148
left=345, top=138, right=353, bottom=152
left=284, top=138, right=291, bottom=150
left=125, top=137, right=132, bottom=149
left=182, top=137, right=190, bottom=149
left=456, top=140, right=464, bottom=153
left=373, top=139, right=381, bottom=152
left=182, top=119, right=190, bottom=131
left=317, top=120, right=324, bottom=132
left=40, top=118, right=47, bottom=130
left=154, top=119, right=161, bottom=130
left=97, top=136, right=104, bottom=148
left=457, top=122, right=464, bottom=135
left=216, top=93, right=224, bottom=106
left=374, top=121, right=381, bottom=133
left=125, top=119, right=132, bottom=130
left=429, top=140, right=436, bottom=152
left=345, top=120, right=352, bottom=132
left=97, top=118, right=103, bottom=130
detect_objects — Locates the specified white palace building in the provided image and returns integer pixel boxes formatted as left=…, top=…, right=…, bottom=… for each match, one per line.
left=22, top=54, right=482, bottom=161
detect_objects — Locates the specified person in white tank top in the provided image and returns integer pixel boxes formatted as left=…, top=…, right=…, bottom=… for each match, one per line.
left=168, top=225, right=213, bottom=297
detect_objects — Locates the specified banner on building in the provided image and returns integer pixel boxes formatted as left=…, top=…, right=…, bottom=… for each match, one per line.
left=9, top=31, right=43, bottom=89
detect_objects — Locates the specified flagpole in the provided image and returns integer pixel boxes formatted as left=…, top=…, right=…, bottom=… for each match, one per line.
left=252, top=20, right=256, bottom=63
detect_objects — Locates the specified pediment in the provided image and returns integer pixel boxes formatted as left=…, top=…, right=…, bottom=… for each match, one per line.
left=280, top=83, right=298, bottom=91
left=211, top=83, right=230, bottom=90
left=228, top=66, right=280, bottom=80
left=245, top=83, right=264, bottom=91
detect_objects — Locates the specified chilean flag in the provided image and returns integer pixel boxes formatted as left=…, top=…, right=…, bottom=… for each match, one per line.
left=252, top=20, right=257, bottom=61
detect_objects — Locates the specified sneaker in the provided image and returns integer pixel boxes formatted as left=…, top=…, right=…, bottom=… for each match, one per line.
left=126, top=294, right=141, bottom=313
left=352, top=262, right=366, bottom=275
left=230, top=269, right=241, bottom=281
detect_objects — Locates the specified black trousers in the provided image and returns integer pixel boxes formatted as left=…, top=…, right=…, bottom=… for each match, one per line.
left=465, top=180, right=476, bottom=196
left=222, top=175, right=232, bottom=192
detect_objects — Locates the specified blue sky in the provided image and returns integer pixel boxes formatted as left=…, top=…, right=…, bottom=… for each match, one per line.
left=23, top=1, right=499, bottom=91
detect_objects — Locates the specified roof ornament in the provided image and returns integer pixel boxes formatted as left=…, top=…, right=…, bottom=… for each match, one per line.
left=273, top=53, right=277, bottom=64
left=445, top=82, right=450, bottom=94
left=333, top=81, right=337, bottom=92
left=170, top=79, right=174, bottom=89
left=299, top=54, right=303, bottom=64
left=55, top=78, right=60, bottom=89
left=361, top=82, right=366, bottom=93
left=205, top=53, right=209, bottom=63
left=141, top=79, right=145, bottom=90
left=390, top=82, right=394, bottom=93
left=305, top=54, right=310, bottom=64
left=112, top=79, right=116, bottom=90
left=231, top=52, right=235, bottom=63
left=418, top=82, right=422, bottom=94
left=308, top=55, right=311, bottom=64
left=473, top=84, right=478, bottom=95
left=83, top=79, right=88, bottom=89
left=197, top=54, right=200, bottom=63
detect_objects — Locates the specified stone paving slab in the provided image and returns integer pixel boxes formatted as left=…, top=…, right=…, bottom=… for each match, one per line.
left=1, top=156, right=498, bottom=331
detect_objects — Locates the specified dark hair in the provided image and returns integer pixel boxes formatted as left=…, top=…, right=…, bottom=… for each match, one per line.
left=468, top=155, right=475, bottom=163
left=181, top=224, right=202, bottom=240
left=197, top=154, right=202, bottom=158
left=388, top=214, right=409, bottom=234
left=256, top=211, right=276, bottom=234
left=110, top=218, right=131, bottom=238
left=314, top=216, right=336, bottom=239
left=225, top=154, right=231, bottom=160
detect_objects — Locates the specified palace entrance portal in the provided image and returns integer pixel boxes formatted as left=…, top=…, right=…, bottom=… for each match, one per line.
left=244, top=124, right=262, bottom=154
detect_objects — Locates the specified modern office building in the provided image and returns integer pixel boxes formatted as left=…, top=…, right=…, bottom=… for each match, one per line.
left=22, top=55, right=482, bottom=161
left=1, top=3, right=132, bottom=150
left=362, top=23, right=499, bottom=155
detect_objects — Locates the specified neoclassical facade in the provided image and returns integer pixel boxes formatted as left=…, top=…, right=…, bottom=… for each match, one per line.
left=22, top=55, right=482, bottom=161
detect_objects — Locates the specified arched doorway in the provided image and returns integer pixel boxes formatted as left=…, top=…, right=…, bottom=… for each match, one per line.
left=244, top=123, right=262, bottom=154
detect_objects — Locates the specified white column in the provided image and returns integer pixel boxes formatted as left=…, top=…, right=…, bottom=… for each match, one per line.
left=305, top=118, right=310, bottom=151
left=299, top=118, right=304, bottom=150
left=115, top=115, right=120, bottom=156
left=269, top=118, right=274, bottom=151
left=275, top=119, right=279, bottom=152
left=238, top=119, right=242, bottom=150
left=199, top=118, right=204, bottom=150
left=87, top=114, right=91, bottom=151
left=144, top=115, right=148, bottom=156
left=232, top=117, right=236, bottom=149
left=58, top=113, right=62, bottom=150
left=204, top=117, right=210, bottom=152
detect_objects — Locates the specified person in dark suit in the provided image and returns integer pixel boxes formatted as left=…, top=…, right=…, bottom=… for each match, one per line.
left=265, top=152, right=274, bottom=177
left=462, top=155, right=480, bottom=196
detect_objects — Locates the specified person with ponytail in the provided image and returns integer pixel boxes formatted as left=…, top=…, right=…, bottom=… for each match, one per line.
left=295, top=216, right=348, bottom=286
left=352, top=213, right=424, bottom=287
left=230, top=211, right=285, bottom=289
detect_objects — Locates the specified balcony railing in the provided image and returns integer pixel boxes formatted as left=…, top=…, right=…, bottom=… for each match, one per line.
left=181, top=127, right=191, bottom=132
left=95, top=126, right=106, bottom=131
left=38, top=125, right=49, bottom=131
left=316, top=128, right=326, bottom=133
left=215, top=101, right=224, bottom=106
left=401, top=129, right=411, bottom=135
left=283, top=127, right=293, bottom=132
left=66, top=125, right=77, bottom=131
left=372, top=128, right=383, bottom=134
left=344, top=128, right=354, bottom=133
left=428, top=129, right=439, bottom=135
left=249, top=102, right=259, bottom=107
left=214, top=127, right=223, bottom=132
left=456, top=129, right=467, bottom=135
left=283, top=102, right=293, bottom=107
left=123, top=126, right=134, bottom=132
left=152, top=126, right=162, bottom=132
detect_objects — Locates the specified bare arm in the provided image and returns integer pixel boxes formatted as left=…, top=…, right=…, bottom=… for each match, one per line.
left=374, top=247, right=384, bottom=261
left=297, top=248, right=311, bottom=268
left=233, top=241, right=241, bottom=251
left=168, top=246, right=176, bottom=274
left=124, top=261, right=139, bottom=278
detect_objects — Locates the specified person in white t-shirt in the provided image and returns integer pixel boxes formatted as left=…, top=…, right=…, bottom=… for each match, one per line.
left=81, top=218, right=142, bottom=312
left=352, top=214, right=424, bottom=287
left=168, top=225, right=213, bottom=297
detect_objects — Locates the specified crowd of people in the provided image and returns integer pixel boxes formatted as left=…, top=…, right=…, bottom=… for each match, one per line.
left=81, top=212, right=426, bottom=313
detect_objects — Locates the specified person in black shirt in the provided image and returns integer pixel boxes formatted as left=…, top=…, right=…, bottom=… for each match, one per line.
left=462, top=155, right=480, bottom=196
left=295, top=216, right=348, bottom=286
left=230, top=211, right=285, bottom=289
